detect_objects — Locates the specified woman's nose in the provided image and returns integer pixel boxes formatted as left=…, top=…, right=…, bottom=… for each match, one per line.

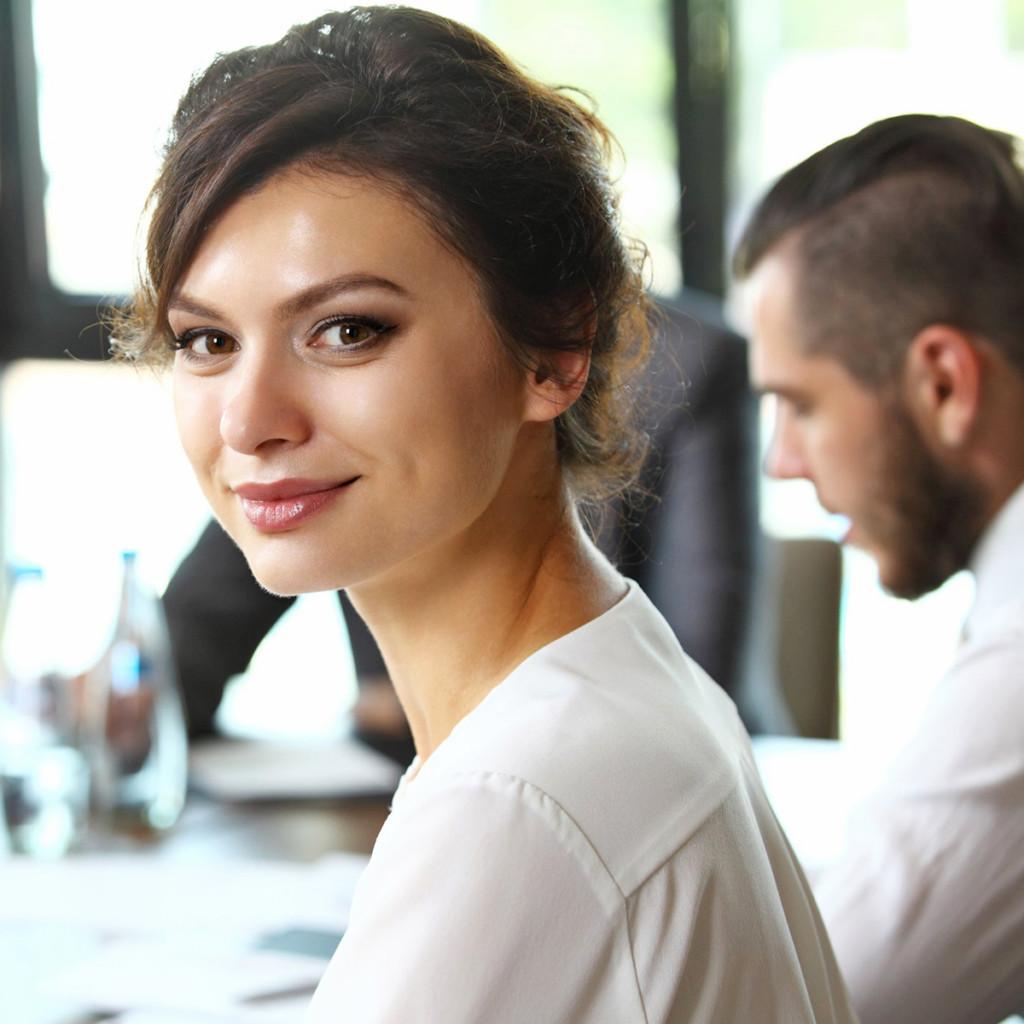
left=219, top=355, right=312, bottom=455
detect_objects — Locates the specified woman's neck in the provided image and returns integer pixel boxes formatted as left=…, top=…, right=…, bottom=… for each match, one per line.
left=347, top=481, right=625, bottom=762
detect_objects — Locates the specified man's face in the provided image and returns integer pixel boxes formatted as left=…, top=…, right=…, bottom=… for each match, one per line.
left=747, top=249, right=984, bottom=599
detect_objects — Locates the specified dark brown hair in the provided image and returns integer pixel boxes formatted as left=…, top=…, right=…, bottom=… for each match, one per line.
left=115, top=6, right=651, bottom=501
left=733, top=114, right=1024, bottom=384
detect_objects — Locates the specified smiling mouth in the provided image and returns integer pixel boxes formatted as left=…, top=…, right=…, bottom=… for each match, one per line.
left=235, top=478, right=358, bottom=533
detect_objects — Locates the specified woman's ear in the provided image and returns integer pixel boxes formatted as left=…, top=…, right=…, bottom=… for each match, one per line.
left=902, top=324, right=982, bottom=449
left=523, top=347, right=591, bottom=423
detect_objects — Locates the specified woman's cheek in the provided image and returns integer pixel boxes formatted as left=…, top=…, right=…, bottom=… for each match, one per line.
left=172, top=375, right=223, bottom=475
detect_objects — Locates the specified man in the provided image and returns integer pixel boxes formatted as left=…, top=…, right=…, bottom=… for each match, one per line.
left=735, top=113, right=1024, bottom=1024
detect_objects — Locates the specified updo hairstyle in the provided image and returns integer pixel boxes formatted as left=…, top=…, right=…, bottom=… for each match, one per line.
left=115, top=6, right=651, bottom=501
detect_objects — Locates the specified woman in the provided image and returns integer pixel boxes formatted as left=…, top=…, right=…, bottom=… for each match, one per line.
left=117, top=8, right=854, bottom=1021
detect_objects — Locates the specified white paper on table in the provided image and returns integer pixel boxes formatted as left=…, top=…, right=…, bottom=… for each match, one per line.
left=0, top=850, right=368, bottom=935
left=189, top=736, right=402, bottom=801
left=113, top=998, right=311, bottom=1024
left=51, top=936, right=323, bottom=1017
left=0, top=853, right=363, bottom=1023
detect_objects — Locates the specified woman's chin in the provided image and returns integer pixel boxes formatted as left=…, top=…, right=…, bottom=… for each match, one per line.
left=244, top=552, right=349, bottom=598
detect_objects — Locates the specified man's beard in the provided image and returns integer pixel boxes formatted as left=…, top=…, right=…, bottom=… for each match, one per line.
left=864, top=404, right=987, bottom=600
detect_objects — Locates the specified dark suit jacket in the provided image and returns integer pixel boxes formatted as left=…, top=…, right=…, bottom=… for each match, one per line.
left=164, top=290, right=758, bottom=736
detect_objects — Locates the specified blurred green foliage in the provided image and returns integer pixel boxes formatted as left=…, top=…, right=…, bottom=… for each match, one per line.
left=1008, top=0, right=1024, bottom=50
left=780, top=0, right=907, bottom=50
left=481, top=0, right=676, bottom=171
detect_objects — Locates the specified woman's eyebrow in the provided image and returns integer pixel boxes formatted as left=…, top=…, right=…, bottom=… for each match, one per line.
left=277, top=274, right=410, bottom=319
left=167, top=294, right=225, bottom=320
left=168, top=273, right=409, bottom=322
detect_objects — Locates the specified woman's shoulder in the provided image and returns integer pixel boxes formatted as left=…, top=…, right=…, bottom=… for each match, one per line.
left=408, top=582, right=751, bottom=896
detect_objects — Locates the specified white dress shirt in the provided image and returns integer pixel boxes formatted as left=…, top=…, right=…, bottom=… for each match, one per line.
left=308, top=581, right=855, bottom=1022
left=814, top=482, right=1024, bottom=1024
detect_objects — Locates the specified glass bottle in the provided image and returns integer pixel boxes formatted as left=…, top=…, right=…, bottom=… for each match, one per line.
left=0, top=565, right=90, bottom=857
left=85, top=552, right=187, bottom=831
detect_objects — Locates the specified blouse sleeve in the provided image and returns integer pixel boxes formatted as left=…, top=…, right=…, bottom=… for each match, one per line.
left=308, top=770, right=643, bottom=1023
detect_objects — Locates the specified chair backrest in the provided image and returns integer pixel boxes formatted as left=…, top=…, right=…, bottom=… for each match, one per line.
left=775, top=537, right=842, bottom=739
left=741, top=536, right=843, bottom=740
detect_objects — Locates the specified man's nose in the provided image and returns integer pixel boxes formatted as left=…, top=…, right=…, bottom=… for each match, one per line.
left=763, top=403, right=808, bottom=480
left=220, top=353, right=312, bottom=455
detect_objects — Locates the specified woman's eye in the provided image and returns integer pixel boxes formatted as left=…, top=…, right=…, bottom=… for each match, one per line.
left=315, top=317, right=395, bottom=351
left=175, top=331, right=237, bottom=357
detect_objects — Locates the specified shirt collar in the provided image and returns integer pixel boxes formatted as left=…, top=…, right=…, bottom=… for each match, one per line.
left=965, top=480, right=1024, bottom=638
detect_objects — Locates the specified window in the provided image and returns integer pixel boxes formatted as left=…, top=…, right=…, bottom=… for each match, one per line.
left=32, top=0, right=679, bottom=299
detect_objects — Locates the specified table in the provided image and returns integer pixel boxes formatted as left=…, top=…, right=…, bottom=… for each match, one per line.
left=134, top=794, right=390, bottom=863
left=1, top=792, right=391, bottom=1024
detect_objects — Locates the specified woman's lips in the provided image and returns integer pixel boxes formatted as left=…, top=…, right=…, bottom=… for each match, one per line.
left=234, top=478, right=357, bottom=533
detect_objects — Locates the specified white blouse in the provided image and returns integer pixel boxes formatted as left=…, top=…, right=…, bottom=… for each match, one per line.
left=308, top=581, right=855, bottom=1022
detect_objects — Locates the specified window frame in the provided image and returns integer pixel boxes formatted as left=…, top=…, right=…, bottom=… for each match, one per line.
left=672, top=0, right=731, bottom=296
left=0, top=0, right=109, bottom=361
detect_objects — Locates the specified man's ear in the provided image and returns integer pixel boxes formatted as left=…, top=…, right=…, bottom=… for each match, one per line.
left=523, top=347, right=591, bottom=424
left=902, top=324, right=982, bottom=448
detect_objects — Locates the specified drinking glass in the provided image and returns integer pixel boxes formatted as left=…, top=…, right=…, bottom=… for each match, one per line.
left=0, top=568, right=90, bottom=858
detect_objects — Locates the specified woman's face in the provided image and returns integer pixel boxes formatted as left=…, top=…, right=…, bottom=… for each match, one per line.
left=170, top=169, right=537, bottom=595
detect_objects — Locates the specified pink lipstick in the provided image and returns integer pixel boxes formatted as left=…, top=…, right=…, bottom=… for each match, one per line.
left=234, top=478, right=356, bottom=533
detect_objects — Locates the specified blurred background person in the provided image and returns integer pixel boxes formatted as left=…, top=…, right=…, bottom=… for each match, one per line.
left=735, top=113, right=1024, bottom=1024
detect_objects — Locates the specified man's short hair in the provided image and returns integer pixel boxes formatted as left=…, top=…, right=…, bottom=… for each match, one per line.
left=733, top=114, right=1024, bottom=385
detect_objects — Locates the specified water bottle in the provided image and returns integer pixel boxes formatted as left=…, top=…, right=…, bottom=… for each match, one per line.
left=0, top=565, right=90, bottom=857
left=84, top=552, right=187, bottom=832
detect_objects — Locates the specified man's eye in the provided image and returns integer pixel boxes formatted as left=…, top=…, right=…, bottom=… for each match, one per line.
left=776, top=395, right=812, bottom=419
